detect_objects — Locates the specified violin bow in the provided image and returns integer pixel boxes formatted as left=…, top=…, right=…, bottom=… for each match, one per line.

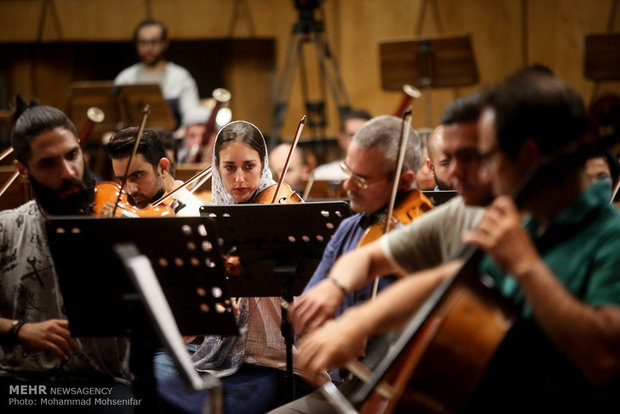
left=370, top=107, right=413, bottom=300
left=151, top=165, right=212, bottom=207
left=0, top=146, right=14, bottom=162
left=270, top=115, right=306, bottom=203
left=112, top=105, right=150, bottom=216
left=611, top=176, right=620, bottom=204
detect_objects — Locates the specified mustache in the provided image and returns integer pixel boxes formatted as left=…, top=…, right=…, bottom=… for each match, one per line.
left=56, top=177, right=88, bottom=194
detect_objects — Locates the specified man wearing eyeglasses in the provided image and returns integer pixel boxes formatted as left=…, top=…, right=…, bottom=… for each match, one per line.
left=115, top=18, right=200, bottom=129
left=293, top=115, right=432, bottom=344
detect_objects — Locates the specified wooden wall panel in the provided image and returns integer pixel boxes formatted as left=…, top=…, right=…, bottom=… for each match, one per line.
left=1, top=0, right=619, bottom=142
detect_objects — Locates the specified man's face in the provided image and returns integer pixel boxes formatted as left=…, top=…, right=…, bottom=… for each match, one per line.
left=342, top=144, right=393, bottom=214
left=185, top=124, right=206, bottom=149
left=16, top=127, right=95, bottom=215
left=136, top=25, right=167, bottom=66
left=442, top=121, right=493, bottom=206
left=585, top=156, right=611, bottom=183
left=477, top=109, right=522, bottom=198
left=428, top=126, right=452, bottom=190
left=338, top=118, right=367, bottom=152
left=269, top=145, right=307, bottom=191
left=111, top=153, right=166, bottom=208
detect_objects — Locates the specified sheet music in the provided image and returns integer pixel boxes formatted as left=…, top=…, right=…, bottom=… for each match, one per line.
left=124, top=254, right=213, bottom=392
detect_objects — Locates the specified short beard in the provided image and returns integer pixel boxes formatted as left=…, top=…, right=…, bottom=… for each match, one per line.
left=29, top=164, right=96, bottom=216
left=433, top=173, right=453, bottom=191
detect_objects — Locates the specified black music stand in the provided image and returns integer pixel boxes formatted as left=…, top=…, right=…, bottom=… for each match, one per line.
left=200, top=201, right=351, bottom=400
left=114, top=243, right=224, bottom=414
left=46, top=216, right=238, bottom=412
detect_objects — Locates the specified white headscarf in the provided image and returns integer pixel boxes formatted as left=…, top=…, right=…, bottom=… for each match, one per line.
left=210, top=120, right=275, bottom=205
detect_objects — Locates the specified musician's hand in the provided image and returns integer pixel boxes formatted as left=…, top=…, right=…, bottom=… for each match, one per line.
left=17, top=319, right=77, bottom=361
left=290, top=279, right=346, bottom=335
left=295, top=313, right=367, bottom=386
left=462, top=196, right=541, bottom=278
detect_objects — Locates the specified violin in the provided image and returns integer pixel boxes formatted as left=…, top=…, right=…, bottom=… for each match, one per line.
left=357, top=190, right=433, bottom=247
left=90, top=181, right=174, bottom=217
left=254, top=183, right=303, bottom=204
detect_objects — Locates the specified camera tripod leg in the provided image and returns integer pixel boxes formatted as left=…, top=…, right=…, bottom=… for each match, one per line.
left=271, top=31, right=304, bottom=145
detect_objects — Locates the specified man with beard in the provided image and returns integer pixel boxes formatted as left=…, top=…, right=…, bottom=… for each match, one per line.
left=105, top=127, right=205, bottom=217
left=115, top=19, right=200, bottom=129
left=0, top=97, right=134, bottom=411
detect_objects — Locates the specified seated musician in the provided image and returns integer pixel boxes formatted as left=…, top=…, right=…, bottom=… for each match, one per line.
left=272, top=93, right=489, bottom=413
left=289, top=69, right=620, bottom=412
left=294, top=114, right=432, bottom=337
left=0, top=96, right=134, bottom=411
left=105, top=127, right=205, bottom=216
left=157, top=120, right=313, bottom=414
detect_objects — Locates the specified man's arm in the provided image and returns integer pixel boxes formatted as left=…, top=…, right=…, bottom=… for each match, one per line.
left=291, top=239, right=401, bottom=335
left=291, top=200, right=462, bottom=335
left=462, top=196, right=620, bottom=384
left=294, top=261, right=461, bottom=385
left=0, top=317, right=77, bottom=360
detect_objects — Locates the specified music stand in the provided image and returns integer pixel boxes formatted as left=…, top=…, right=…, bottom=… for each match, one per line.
left=68, top=82, right=177, bottom=133
left=200, top=201, right=351, bottom=400
left=584, top=33, right=620, bottom=81
left=379, top=34, right=479, bottom=126
left=67, top=81, right=120, bottom=145
left=46, top=216, right=238, bottom=411
left=118, top=84, right=176, bottom=131
left=114, top=243, right=223, bottom=414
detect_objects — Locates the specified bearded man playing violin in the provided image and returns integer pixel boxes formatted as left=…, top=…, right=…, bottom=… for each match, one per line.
left=0, top=97, right=134, bottom=411
left=105, top=127, right=205, bottom=217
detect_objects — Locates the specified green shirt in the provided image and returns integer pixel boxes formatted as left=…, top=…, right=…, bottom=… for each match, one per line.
left=473, top=180, right=620, bottom=412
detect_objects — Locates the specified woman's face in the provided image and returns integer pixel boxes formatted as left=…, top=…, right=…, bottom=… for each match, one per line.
left=217, top=142, right=263, bottom=203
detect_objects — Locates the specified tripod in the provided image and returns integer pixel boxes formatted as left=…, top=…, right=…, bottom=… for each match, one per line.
left=270, top=2, right=351, bottom=148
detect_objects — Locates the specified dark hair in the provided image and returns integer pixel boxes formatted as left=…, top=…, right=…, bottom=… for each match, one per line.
left=10, top=94, right=79, bottom=164
left=214, top=121, right=266, bottom=166
left=105, top=127, right=168, bottom=169
left=132, top=18, right=168, bottom=43
left=439, top=92, right=482, bottom=125
left=341, top=109, right=372, bottom=131
left=481, top=69, right=588, bottom=160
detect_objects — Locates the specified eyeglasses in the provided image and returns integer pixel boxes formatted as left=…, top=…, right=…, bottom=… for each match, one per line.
left=339, top=161, right=390, bottom=190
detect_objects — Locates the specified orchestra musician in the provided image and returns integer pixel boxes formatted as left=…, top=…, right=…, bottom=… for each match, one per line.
left=292, top=114, right=432, bottom=337
left=287, top=69, right=620, bottom=412
left=427, top=124, right=454, bottom=190
left=105, top=127, right=205, bottom=216
left=0, top=97, right=134, bottom=411
left=269, top=143, right=311, bottom=194
left=114, top=18, right=200, bottom=129
left=157, top=120, right=313, bottom=414
left=312, top=109, right=372, bottom=181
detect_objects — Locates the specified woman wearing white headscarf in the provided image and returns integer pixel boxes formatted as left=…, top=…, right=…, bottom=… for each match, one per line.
left=158, top=121, right=313, bottom=414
